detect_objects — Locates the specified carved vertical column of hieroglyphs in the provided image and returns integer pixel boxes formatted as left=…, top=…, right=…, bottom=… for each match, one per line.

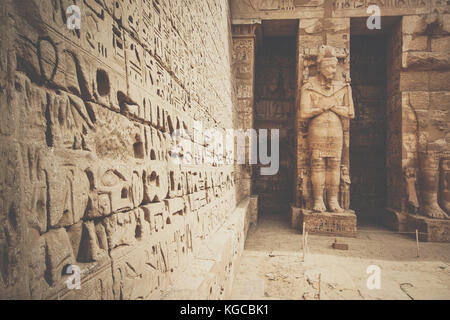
left=232, top=24, right=257, bottom=204
left=295, top=16, right=350, bottom=210
left=0, top=0, right=28, bottom=299
left=1, top=0, right=238, bottom=299
left=399, top=3, right=450, bottom=222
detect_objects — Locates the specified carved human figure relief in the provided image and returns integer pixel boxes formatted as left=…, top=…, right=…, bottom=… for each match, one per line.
left=299, top=46, right=355, bottom=213
left=404, top=167, right=419, bottom=213
left=340, top=165, right=351, bottom=210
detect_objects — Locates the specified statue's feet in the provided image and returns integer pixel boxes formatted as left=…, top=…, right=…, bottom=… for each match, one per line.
left=313, top=200, right=326, bottom=213
left=421, top=203, right=449, bottom=220
left=328, top=199, right=344, bottom=213
left=441, top=192, right=450, bottom=215
left=442, top=200, right=450, bottom=216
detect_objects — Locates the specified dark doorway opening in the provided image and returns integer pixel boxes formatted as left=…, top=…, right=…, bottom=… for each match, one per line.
left=350, top=20, right=391, bottom=224
left=252, top=20, right=298, bottom=217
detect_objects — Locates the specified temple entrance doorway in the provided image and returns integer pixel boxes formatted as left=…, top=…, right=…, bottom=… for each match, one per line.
left=252, top=20, right=298, bottom=219
left=349, top=18, right=397, bottom=225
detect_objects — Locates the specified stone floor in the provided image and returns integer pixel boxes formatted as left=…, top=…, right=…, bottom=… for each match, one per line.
left=230, top=212, right=450, bottom=300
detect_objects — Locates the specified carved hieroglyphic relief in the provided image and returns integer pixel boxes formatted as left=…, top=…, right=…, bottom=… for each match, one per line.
left=331, top=0, right=432, bottom=18
left=332, top=0, right=428, bottom=10
left=232, top=29, right=256, bottom=202
left=231, top=0, right=432, bottom=19
left=0, top=0, right=243, bottom=299
left=232, top=0, right=323, bottom=13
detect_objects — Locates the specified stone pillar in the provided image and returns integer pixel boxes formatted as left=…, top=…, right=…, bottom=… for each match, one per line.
left=292, top=17, right=356, bottom=237
left=384, top=18, right=405, bottom=232
left=232, top=23, right=259, bottom=205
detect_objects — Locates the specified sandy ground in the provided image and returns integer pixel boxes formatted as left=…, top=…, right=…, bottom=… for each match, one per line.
left=230, top=212, right=450, bottom=300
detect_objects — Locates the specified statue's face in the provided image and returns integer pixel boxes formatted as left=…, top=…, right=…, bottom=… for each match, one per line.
left=319, top=60, right=337, bottom=81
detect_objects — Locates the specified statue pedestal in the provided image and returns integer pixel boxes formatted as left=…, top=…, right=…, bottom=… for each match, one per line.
left=406, top=214, right=450, bottom=242
left=300, top=209, right=357, bottom=238
left=383, top=208, right=408, bottom=232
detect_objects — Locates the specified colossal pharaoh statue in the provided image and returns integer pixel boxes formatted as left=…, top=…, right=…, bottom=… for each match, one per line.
left=299, top=46, right=354, bottom=213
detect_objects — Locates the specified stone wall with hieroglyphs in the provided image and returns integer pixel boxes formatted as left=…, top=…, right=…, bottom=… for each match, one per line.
left=0, top=0, right=251, bottom=299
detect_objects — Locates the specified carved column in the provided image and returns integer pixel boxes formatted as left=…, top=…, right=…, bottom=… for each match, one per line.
left=232, top=22, right=260, bottom=224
